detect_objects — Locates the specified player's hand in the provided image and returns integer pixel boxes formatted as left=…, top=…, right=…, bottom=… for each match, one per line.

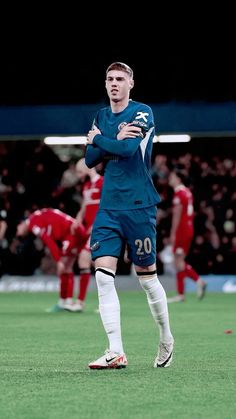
left=57, top=256, right=75, bottom=274
left=87, top=126, right=101, bottom=144
left=71, top=218, right=82, bottom=234
left=117, top=123, right=142, bottom=140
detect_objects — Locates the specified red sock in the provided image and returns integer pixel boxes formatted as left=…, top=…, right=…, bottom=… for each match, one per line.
left=176, top=270, right=185, bottom=295
left=66, top=273, right=74, bottom=299
left=78, top=270, right=90, bottom=302
left=185, top=263, right=199, bottom=282
left=59, top=274, right=68, bottom=299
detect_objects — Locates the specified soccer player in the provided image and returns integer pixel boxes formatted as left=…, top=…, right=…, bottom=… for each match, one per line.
left=167, top=167, right=207, bottom=303
left=85, top=62, right=174, bottom=369
left=16, top=208, right=88, bottom=312
left=67, top=158, right=103, bottom=312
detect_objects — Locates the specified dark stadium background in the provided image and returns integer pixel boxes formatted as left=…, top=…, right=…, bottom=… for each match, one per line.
left=1, top=19, right=235, bottom=107
left=1, top=47, right=235, bottom=106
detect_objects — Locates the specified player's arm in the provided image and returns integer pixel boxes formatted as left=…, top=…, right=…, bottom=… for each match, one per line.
left=72, top=222, right=88, bottom=243
left=85, top=116, right=107, bottom=168
left=85, top=144, right=107, bottom=168
left=71, top=207, right=84, bottom=233
left=40, top=232, right=62, bottom=262
left=73, top=201, right=85, bottom=227
left=0, top=220, right=7, bottom=240
left=87, top=123, right=143, bottom=157
left=170, top=202, right=183, bottom=245
left=90, top=105, right=155, bottom=157
left=31, top=223, right=62, bottom=262
left=91, top=133, right=143, bottom=157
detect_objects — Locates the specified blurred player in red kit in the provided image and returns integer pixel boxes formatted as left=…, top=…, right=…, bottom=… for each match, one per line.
left=16, top=208, right=88, bottom=312
left=69, top=158, right=103, bottom=312
left=68, top=158, right=103, bottom=312
left=167, top=167, right=207, bottom=302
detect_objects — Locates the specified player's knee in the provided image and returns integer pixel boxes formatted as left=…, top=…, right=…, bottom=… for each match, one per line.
left=95, top=267, right=116, bottom=287
left=136, top=269, right=157, bottom=281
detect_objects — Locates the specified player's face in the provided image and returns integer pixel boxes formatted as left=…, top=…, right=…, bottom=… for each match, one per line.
left=169, top=172, right=178, bottom=188
left=76, top=167, right=87, bottom=181
left=16, top=221, right=28, bottom=237
left=105, top=70, right=134, bottom=103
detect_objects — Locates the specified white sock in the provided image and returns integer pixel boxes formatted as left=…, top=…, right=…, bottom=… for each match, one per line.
left=138, top=273, right=173, bottom=343
left=95, top=267, right=124, bottom=354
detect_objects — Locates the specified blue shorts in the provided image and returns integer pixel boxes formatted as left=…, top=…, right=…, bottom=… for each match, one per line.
left=90, top=206, right=157, bottom=267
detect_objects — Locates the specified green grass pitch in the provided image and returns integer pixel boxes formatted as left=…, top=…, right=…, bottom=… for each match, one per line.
left=0, top=291, right=236, bottom=419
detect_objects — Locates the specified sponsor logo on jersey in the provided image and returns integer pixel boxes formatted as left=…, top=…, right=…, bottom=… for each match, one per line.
left=131, top=120, right=147, bottom=128
left=135, top=111, right=149, bottom=122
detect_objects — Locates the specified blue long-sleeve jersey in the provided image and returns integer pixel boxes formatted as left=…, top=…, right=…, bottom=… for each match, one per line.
left=85, top=100, right=161, bottom=210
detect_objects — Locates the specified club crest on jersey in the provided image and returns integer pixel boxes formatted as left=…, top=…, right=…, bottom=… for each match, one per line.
left=135, top=111, right=149, bottom=122
left=118, top=122, right=128, bottom=131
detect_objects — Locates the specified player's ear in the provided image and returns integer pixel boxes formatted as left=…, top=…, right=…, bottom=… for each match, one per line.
left=129, top=79, right=134, bottom=90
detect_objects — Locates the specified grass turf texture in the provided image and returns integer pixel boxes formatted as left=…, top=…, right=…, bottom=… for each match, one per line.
left=0, top=291, right=235, bottom=419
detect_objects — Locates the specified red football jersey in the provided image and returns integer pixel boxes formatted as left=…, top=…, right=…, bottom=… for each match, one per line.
left=28, top=209, right=74, bottom=239
left=27, top=208, right=86, bottom=261
left=172, top=185, right=194, bottom=236
left=82, top=174, right=103, bottom=228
